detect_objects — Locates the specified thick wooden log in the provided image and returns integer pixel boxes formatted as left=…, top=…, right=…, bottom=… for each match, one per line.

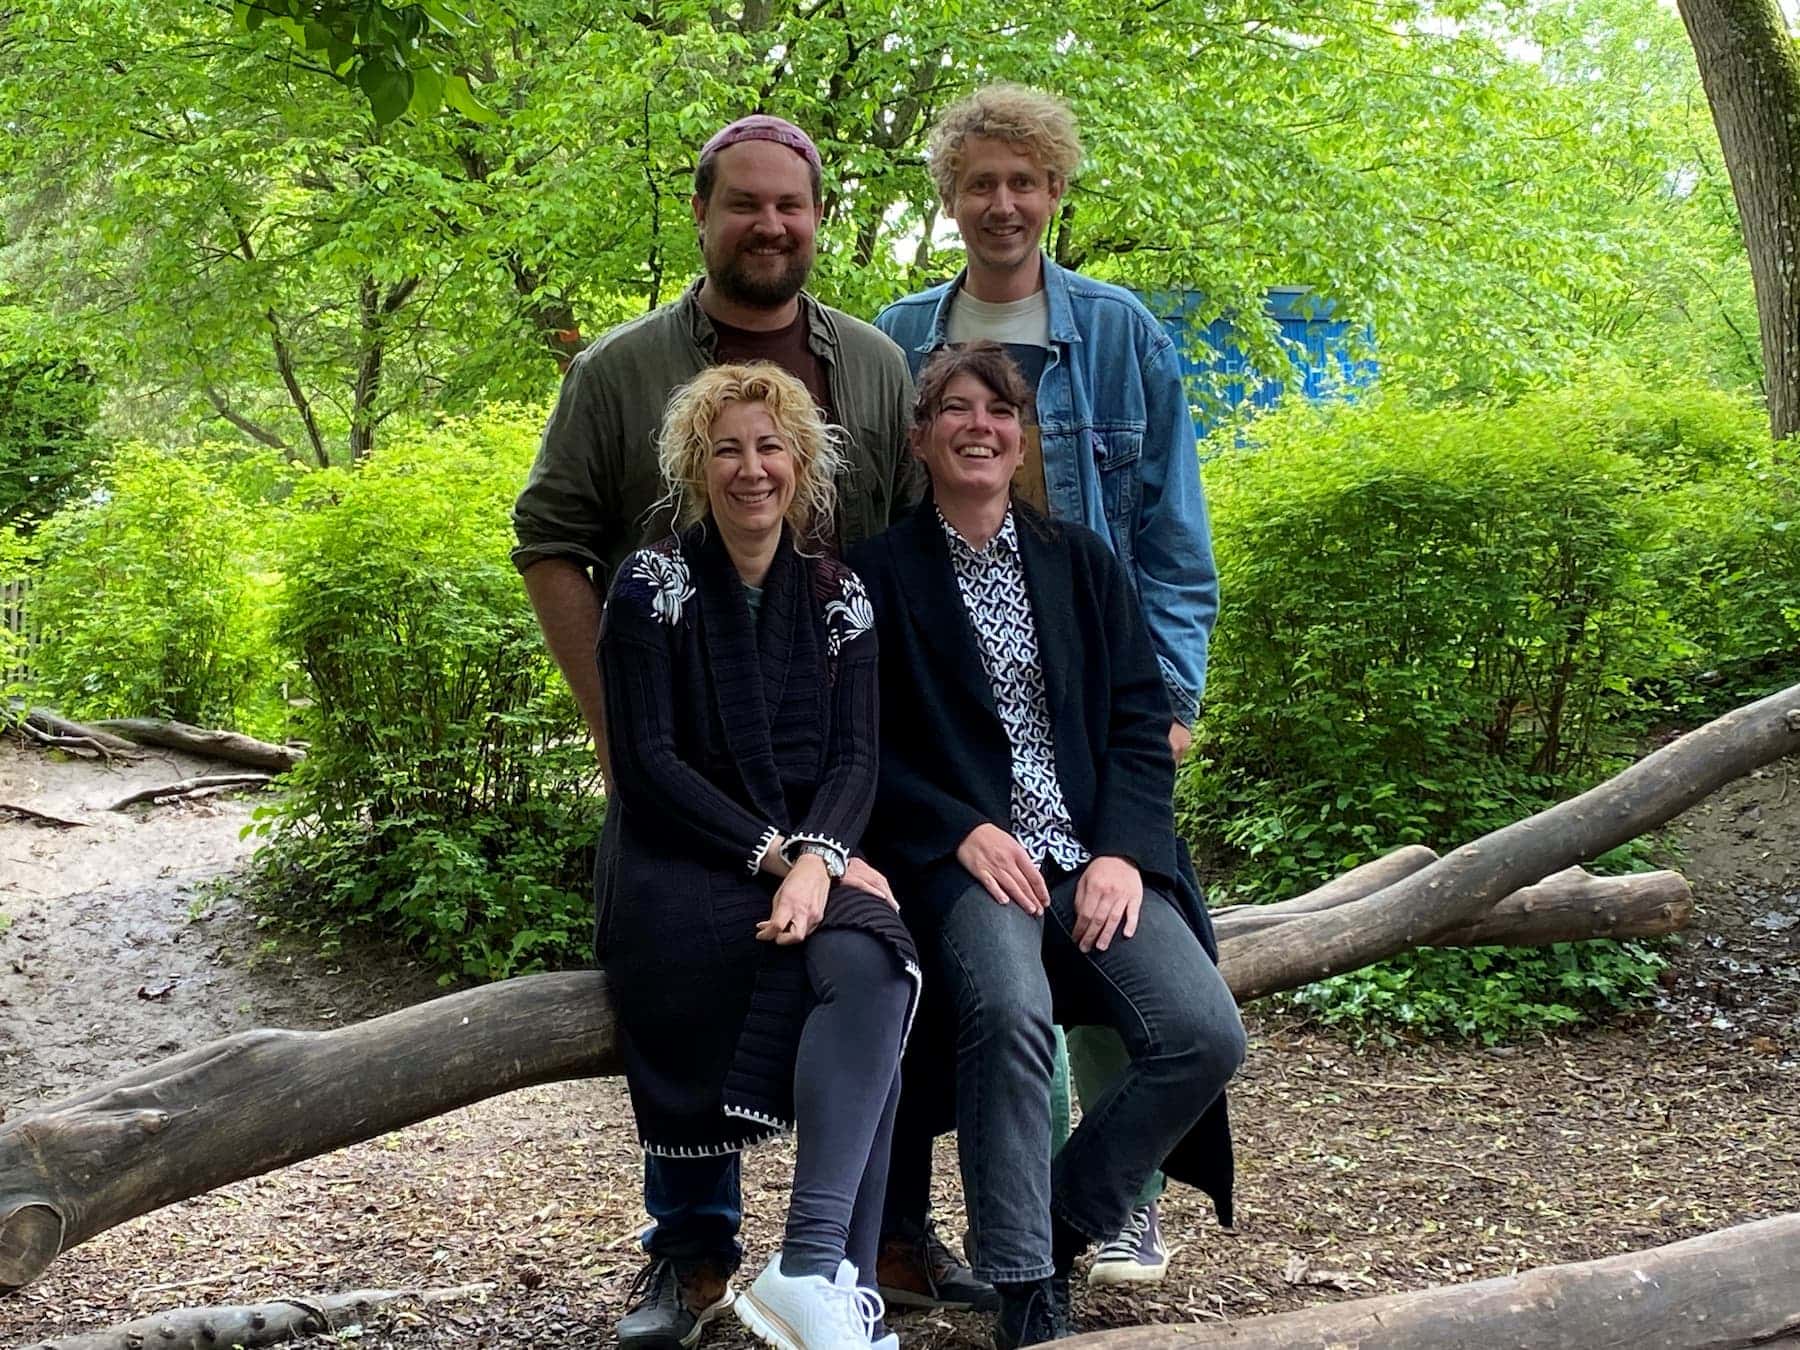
left=17, top=710, right=141, bottom=758
left=1215, top=866, right=1693, bottom=948
left=1221, top=681, right=1800, bottom=1001
left=1210, top=845, right=1440, bottom=929
left=24, top=1283, right=493, bottom=1350
left=1069, top=1211, right=1800, bottom=1348
left=91, top=718, right=305, bottom=773
left=1, top=689, right=1789, bottom=1293
left=0, top=973, right=619, bottom=1293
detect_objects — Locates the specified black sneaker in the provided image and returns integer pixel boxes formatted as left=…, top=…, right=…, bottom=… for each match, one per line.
left=993, top=1277, right=1070, bottom=1350
left=877, top=1224, right=999, bottom=1312
left=618, top=1257, right=735, bottom=1350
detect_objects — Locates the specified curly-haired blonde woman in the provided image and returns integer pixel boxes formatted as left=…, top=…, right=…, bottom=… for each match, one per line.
left=598, top=362, right=916, bottom=1350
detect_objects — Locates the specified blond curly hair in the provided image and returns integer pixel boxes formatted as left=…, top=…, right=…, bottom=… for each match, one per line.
left=655, top=362, right=843, bottom=539
left=927, top=84, right=1083, bottom=208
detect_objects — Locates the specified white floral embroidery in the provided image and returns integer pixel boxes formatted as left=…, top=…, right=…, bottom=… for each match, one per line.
left=823, top=572, right=874, bottom=656
left=630, top=547, right=696, bottom=627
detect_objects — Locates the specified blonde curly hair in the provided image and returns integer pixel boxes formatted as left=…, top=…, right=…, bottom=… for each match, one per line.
left=927, top=84, right=1082, bottom=209
left=655, top=362, right=843, bottom=539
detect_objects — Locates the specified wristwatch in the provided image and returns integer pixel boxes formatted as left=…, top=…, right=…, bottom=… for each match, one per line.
left=787, top=840, right=848, bottom=879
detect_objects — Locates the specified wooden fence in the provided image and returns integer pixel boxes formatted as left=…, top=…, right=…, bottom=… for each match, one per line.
left=2, top=576, right=35, bottom=688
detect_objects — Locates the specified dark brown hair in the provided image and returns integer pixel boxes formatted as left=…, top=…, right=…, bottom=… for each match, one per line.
left=911, top=339, right=1034, bottom=432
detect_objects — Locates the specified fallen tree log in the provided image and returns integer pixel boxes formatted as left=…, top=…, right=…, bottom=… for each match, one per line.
left=1215, top=866, right=1693, bottom=948
left=1, top=687, right=1790, bottom=1294
left=15, top=710, right=139, bottom=756
left=90, top=718, right=305, bottom=774
left=106, top=773, right=274, bottom=812
left=1220, top=681, right=1800, bottom=1001
left=24, top=1282, right=493, bottom=1350
left=1069, top=1211, right=1800, bottom=1349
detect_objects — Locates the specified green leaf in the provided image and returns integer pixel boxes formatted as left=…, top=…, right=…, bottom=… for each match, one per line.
left=443, top=71, right=496, bottom=122
left=358, top=60, right=414, bottom=124
left=407, top=65, right=445, bottom=119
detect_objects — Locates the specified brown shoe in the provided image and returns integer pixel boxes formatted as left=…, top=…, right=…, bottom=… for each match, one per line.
left=877, top=1224, right=999, bottom=1312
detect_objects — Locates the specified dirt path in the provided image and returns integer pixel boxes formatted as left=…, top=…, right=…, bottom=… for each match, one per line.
left=2, top=742, right=1795, bottom=1348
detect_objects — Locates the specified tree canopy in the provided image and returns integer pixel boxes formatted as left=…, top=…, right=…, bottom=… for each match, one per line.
left=0, top=0, right=1759, bottom=459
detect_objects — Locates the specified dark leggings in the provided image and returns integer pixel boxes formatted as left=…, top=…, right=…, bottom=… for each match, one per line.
left=782, top=928, right=911, bottom=1285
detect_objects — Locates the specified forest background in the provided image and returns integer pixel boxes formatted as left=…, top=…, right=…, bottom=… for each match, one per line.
left=2, top=0, right=1796, bottom=1040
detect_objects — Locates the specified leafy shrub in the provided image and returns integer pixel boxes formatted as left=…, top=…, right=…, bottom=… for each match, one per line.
left=0, top=305, right=103, bottom=531
left=1186, top=380, right=1675, bottom=902
left=1181, top=372, right=1780, bottom=1040
left=1645, top=449, right=1800, bottom=712
left=27, top=442, right=286, bottom=734
left=253, top=407, right=602, bottom=980
left=1287, top=940, right=1669, bottom=1044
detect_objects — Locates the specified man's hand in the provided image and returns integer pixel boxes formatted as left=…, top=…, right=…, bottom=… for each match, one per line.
left=1071, top=856, right=1143, bottom=953
left=1168, top=720, right=1192, bottom=763
left=844, top=857, right=898, bottom=910
left=956, top=823, right=1050, bottom=916
left=758, top=854, right=830, bottom=944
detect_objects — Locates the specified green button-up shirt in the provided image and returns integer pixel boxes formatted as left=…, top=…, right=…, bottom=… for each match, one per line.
left=512, top=277, right=919, bottom=583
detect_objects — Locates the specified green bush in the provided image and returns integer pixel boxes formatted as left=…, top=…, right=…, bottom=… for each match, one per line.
left=1187, top=380, right=1676, bottom=902
left=1182, top=372, right=1784, bottom=1040
left=253, top=407, right=602, bottom=980
left=27, top=443, right=286, bottom=734
left=0, top=305, right=103, bottom=531
left=1286, top=940, right=1670, bottom=1045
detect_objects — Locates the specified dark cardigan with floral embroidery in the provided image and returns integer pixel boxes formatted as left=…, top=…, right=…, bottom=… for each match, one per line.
left=596, top=520, right=917, bottom=1157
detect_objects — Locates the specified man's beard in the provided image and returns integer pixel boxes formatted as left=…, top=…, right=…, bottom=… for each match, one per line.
left=706, top=240, right=812, bottom=309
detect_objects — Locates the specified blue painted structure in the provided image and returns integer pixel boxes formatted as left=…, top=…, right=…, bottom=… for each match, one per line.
left=1144, top=287, right=1377, bottom=433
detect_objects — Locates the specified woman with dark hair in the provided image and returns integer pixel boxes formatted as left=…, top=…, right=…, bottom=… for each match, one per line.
left=848, top=341, right=1244, bottom=1349
left=599, top=362, right=917, bottom=1350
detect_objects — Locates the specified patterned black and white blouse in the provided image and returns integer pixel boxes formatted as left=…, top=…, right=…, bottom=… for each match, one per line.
left=938, top=507, right=1090, bottom=871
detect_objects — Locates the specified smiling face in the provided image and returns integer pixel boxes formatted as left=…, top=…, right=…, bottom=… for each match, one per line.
left=949, top=135, right=1064, bottom=280
left=693, top=140, right=822, bottom=311
left=704, top=400, right=797, bottom=545
left=914, top=370, right=1024, bottom=506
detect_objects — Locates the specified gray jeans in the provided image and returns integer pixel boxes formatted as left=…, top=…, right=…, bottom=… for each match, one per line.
left=934, top=871, right=1244, bottom=1283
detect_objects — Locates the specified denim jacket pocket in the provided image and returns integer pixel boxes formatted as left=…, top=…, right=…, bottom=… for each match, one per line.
left=1089, top=429, right=1145, bottom=559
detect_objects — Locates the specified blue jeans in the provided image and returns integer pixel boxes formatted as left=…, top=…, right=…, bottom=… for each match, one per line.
left=644, top=1154, right=742, bottom=1272
left=934, top=871, right=1244, bottom=1283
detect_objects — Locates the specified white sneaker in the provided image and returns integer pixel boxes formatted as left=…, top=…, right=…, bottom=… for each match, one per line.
left=736, top=1255, right=895, bottom=1350
left=1087, top=1201, right=1169, bottom=1286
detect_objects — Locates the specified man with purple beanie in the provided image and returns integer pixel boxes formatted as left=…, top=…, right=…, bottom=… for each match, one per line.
left=512, top=115, right=921, bottom=1350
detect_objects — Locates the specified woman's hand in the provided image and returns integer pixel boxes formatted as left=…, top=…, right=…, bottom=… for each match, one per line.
left=1071, top=856, right=1142, bottom=953
left=956, top=823, right=1050, bottom=916
left=758, top=832, right=791, bottom=878
left=757, top=853, right=830, bottom=944
left=843, top=857, right=898, bottom=910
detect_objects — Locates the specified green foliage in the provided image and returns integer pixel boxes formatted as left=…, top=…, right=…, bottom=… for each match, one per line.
left=27, top=443, right=286, bottom=733
left=1187, top=377, right=1679, bottom=902
left=253, top=406, right=602, bottom=979
left=0, top=0, right=1759, bottom=459
left=1287, top=940, right=1670, bottom=1043
left=0, top=306, right=103, bottom=530
left=1184, top=370, right=1787, bottom=1041
left=235, top=0, right=493, bottom=124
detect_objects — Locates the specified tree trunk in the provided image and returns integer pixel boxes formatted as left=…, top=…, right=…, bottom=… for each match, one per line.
left=2, top=684, right=1793, bottom=1295
left=90, top=717, right=305, bottom=772
left=1677, top=0, right=1800, bottom=440
left=1215, top=865, right=1692, bottom=948
left=1220, top=682, right=1800, bottom=1002
left=1070, top=1212, right=1800, bottom=1349
left=23, top=1284, right=492, bottom=1350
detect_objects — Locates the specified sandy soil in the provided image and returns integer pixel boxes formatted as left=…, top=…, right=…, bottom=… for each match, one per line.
left=1, top=740, right=1795, bottom=1349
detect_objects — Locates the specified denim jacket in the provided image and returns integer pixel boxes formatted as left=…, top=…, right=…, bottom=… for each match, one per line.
left=875, top=255, right=1218, bottom=719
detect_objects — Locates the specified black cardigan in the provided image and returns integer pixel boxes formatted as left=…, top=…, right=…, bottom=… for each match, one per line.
left=848, top=505, right=1180, bottom=917
left=598, top=521, right=917, bottom=1157
left=848, top=504, right=1233, bottom=1223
